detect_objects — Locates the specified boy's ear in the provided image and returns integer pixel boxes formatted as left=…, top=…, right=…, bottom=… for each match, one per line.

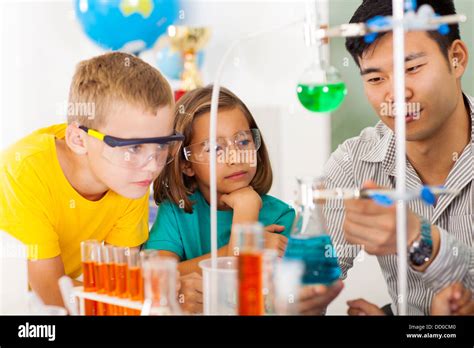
left=181, top=161, right=195, bottom=177
left=65, top=122, right=88, bottom=155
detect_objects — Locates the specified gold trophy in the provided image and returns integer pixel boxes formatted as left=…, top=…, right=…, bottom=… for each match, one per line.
left=167, top=25, right=211, bottom=100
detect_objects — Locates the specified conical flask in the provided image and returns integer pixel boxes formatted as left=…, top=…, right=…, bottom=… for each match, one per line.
left=285, top=177, right=342, bottom=285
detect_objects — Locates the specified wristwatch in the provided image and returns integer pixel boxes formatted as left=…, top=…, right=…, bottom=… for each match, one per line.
left=408, top=217, right=433, bottom=267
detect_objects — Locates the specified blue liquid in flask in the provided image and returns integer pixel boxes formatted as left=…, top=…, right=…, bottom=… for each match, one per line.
left=285, top=234, right=341, bottom=285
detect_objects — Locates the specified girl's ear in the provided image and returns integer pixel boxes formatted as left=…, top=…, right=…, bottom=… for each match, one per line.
left=181, top=161, right=195, bottom=177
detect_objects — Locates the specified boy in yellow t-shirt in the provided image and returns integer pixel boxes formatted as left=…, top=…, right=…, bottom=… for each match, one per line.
left=0, top=52, right=184, bottom=306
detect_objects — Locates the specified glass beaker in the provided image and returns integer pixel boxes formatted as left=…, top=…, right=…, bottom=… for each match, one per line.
left=199, top=256, right=237, bottom=315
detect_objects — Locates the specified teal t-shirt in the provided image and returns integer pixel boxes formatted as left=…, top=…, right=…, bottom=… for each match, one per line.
left=144, top=190, right=295, bottom=261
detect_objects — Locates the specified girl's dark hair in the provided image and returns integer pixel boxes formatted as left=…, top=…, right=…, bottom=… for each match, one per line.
left=345, top=0, right=461, bottom=67
left=153, top=85, right=273, bottom=213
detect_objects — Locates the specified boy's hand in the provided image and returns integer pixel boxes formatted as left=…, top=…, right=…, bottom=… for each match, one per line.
left=177, top=272, right=203, bottom=314
left=298, top=280, right=344, bottom=315
left=431, top=283, right=474, bottom=315
left=220, top=186, right=262, bottom=211
left=347, top=298, right=386, bottom=316
left=264, top=224, right=288, bottom=257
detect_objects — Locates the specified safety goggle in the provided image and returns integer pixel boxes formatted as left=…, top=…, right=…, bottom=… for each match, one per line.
left=183, top=129, right=261, bottom=165
left=79, top=126, right=185, bottom=169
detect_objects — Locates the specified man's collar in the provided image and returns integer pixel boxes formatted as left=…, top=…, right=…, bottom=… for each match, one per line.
left=466, top=93, right=474, bottom=146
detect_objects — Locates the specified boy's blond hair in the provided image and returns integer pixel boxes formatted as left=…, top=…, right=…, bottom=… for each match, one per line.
left=67, top=52, right=173, bottom=128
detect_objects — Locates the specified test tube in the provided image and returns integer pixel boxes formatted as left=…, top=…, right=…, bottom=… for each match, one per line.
left=235, top=222, right=264, bottom=316
left=102, top=245, right=116, bottom=315
left=128, top=248, right=144, bottom=315
left=262, top=249, right=278, bottom=315
left=81, top=240, right=100, bottom=316
left=114, top=246, right=130, bottom=315
left=94, top=245, right=107, bottom=316
left=139, top=250, right=160, bottom=315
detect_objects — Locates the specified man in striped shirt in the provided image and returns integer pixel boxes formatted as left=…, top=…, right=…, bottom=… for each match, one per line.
left=323, top=0, right=473, bottom=315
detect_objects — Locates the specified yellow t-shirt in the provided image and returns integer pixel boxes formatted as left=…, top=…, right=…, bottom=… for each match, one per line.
left=0, top=124, right=149, bottom=279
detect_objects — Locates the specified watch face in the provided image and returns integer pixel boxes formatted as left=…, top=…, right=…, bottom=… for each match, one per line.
left=410, top=253, right=427, bottom=266
left=409, top=239, right=433, bottom=266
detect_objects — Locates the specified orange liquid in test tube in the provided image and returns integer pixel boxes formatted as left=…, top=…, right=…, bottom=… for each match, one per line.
left=101, top=245, right=117, bottom=315
left=129, top=267, right=144, bottom=300
left=104, top=263, right=117, bottom=315
left=115, top=262, right=128, bottom=315
left=81, top=240, right=100, bottom=316
left=128, top=248, right=146, bottom=315
left=128, top=266, right=144, bottom=315
left=238, top=252, right=264, bottom=315
left=82, top=260, right=98, bottom=315
left=235, top=223, right=265, bottom=316
left=115, top=263, right=128, bottom=296
left=94, top=262, right=107, bottom=315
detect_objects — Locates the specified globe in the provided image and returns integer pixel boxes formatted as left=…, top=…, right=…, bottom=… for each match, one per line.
left=75, top=0, right=179, bottom=54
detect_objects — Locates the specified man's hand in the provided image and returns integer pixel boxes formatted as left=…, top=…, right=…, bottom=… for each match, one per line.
left=347, top=298, right=386, bottom=316
left=431, top=283, right=474, bottom=315
left=263, top=224, right=288, bottom=257
left=343, top=180, right=421, bottom=255
left=298, top=280, right=344, bottom=315
left=177, top=272, right=203, bottom=314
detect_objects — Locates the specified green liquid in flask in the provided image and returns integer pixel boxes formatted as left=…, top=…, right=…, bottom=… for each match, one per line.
left=297, top=82, right=347, bottom=113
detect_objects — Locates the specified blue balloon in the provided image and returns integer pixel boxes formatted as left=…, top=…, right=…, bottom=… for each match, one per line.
left=75, top=0, right=179, bottom=53
left=156, top=46, right=204, bottom=80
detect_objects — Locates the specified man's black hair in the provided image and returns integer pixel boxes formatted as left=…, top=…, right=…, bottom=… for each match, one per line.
left=345, top=0, right=461, bottom=67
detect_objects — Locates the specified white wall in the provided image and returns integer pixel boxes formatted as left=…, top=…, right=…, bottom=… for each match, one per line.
left=0, top=0, right=390, bottom=314
left=0, top=1, right=98, bottom=144
left=0, top=0, right=332, bottom=198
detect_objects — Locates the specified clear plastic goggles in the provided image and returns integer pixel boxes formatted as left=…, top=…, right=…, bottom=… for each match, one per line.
left=183, top=129, right=261, bottom=165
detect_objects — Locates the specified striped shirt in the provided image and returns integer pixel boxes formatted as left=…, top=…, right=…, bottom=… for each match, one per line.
left=323, top=94, right=473, bottom=315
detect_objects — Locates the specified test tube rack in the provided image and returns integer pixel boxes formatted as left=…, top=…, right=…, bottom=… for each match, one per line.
left=71, top=286, right=144, bottom=315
